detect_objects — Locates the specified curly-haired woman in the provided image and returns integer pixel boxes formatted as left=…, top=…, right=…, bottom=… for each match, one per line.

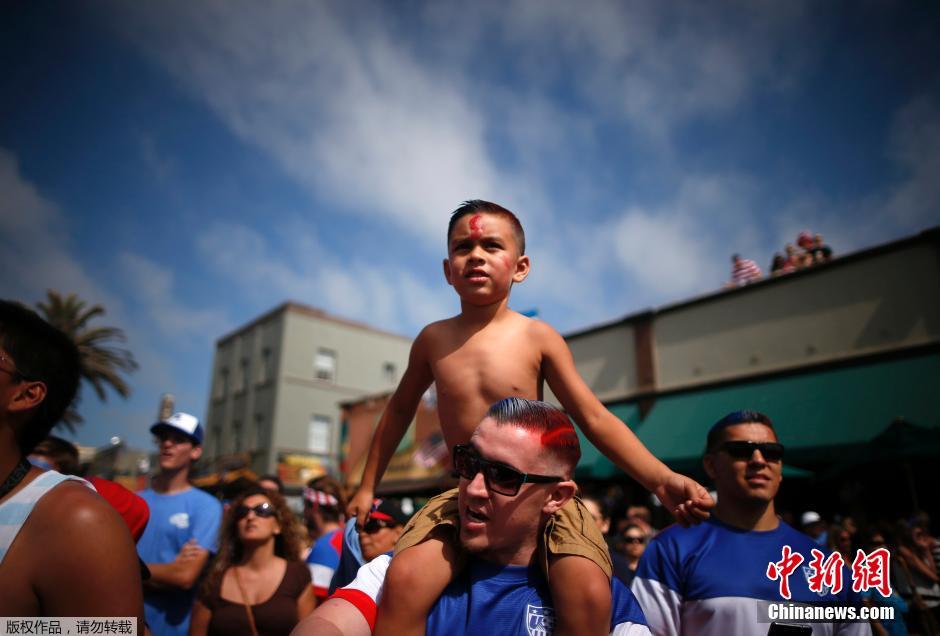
left=189, top=485, right=315, bottom=636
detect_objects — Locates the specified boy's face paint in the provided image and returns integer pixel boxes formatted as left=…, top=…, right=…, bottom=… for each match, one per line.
left=469, top=214, right=484, bottom=239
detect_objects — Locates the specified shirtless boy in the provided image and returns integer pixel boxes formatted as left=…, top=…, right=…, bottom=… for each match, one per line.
left=347, top=200, right=713, bottom=636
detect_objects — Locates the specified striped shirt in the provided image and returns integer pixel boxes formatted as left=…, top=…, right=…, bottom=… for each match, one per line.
left=731, top=258, right=762, bottom=285
left=0, top=470, right=92, bottom=563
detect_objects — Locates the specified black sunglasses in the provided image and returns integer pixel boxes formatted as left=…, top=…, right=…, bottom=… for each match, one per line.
left=717, top=440, right=784, bottom=462
left=234, top=502, right=276, bottom=520
left=452, top=444, right=563, bottom=497
left=623, top=536, right=646, bottom=545
left=362, top=518, right=398, bottom=534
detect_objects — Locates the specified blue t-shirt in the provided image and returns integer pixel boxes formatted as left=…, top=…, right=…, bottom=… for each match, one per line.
left=336, top=554, right=651, bottom=635
left=632, top=517, right=870, bottom=636
left=137, top=487, right=222, bottom=636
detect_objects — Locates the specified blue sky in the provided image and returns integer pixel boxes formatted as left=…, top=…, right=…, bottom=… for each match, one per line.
left=2, top=1, right=938, bottom=450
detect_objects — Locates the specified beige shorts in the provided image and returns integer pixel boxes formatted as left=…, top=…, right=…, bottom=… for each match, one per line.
left=394, top=487, right=612, bottom=580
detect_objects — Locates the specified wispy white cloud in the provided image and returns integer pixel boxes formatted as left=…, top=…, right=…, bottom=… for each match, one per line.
left=195, top=219, right=452, bottom=335
left=117, top=252, right=229, bottom=341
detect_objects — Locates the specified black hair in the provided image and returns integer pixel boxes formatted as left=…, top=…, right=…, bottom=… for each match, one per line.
left=31, top=435, right=80, bottom=475
left=705, top=410, right=775, bottom=453
left=0, top=300, right=81, bottom=454
left=447, top=200, right=526, bottom=255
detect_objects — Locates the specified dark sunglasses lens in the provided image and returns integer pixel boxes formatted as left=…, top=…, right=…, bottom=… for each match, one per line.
left=761, top=444, right=784, bottom=461
left=234, top=505, right=250, bottom=520
left=363, top=519, right=380, bottom=533
left=254, top=503, right=275, bottom=518
left=454, top=446, right=479, bottom=480
left=625, top=537, right=644, bottom=544
left=486, top=463, right=523, bottom=495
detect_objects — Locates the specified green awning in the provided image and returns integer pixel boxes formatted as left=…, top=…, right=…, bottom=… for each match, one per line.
left=576, top=350, right=940, bottom=480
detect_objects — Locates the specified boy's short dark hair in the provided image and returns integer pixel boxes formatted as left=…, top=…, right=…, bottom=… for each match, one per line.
left=31, top=435, right=81, bottom=475
left=448, top=200, right=526, bottom=255
left=705, top=410, right=775, bottom=453
left=485, top=397, right=580, bottom=476
left=0, top=300, right=81, bottom=454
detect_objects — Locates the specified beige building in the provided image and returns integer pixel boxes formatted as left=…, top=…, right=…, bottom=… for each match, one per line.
left=555, top=227, right=939, bottom=519
left=203, top=302, right=411, bottom=487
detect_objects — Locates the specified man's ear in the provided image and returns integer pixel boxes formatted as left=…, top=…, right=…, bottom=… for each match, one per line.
left=7, top=380, right=47, bottom=414
left=443, top=258, right=454, bottom=286
left=190, top=445, right=204, bottom=462
left=702, top=453, right=716, bottom=481
left=512, top=255, right=531, bottom=284
left=542, top=479, right=576, bottom=516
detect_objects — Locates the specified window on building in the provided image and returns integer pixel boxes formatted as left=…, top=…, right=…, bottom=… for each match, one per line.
left=255, top=413, right=266, bottom=449
left=211, top=425, right=222, bottom=456
left=214, top=368, right=229, bottom=400
left=257, top=348, right=273, bottom=385
left=383, top=362, right=397, bottom=383
left=308, top=415, right=332, bottom=454
left=235, top=358, right=248, bottom=394
left=232, top=419, right=243, bottom=453
left=314, top=349, right=337, bottom=382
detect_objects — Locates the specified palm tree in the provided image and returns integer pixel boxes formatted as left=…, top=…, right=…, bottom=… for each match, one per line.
left=36, top=290, right=138, bottom=431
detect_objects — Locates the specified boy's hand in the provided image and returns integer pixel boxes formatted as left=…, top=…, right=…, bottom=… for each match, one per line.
left=346, top=487, right=374, bottom=528
left=654, top=472, right=714, bottom=527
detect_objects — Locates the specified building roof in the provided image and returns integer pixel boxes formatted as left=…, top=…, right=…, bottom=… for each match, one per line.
left=565, top=225, right=940, bottom=340
left=217, top=301, right=412, bottom=345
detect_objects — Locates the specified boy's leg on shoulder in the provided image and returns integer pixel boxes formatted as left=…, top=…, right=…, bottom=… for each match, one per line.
left=549, top=555, right=611, bottom=636
left=545, top=496, right=613, bottom=636
left=375, top=531, right=459, bottom=636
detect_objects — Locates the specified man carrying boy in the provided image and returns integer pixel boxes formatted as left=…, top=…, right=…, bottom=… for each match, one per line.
left=347, top=201, right=713, bottom=636
left=299, top=398, right=651, bottom=636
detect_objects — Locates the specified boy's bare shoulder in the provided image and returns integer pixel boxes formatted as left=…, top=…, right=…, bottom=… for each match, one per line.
left=521, top=314, right=564, bottom=343
left=416, top=316, right=460, bottom=344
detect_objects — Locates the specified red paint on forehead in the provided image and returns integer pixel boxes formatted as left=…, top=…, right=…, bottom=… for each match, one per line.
left=468, top=214, right=484, bottom=238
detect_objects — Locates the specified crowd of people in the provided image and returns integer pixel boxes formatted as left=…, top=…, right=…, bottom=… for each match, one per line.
left=730, top=230, right=835, bottom=287
left=0, top=201, right=932, bottom=636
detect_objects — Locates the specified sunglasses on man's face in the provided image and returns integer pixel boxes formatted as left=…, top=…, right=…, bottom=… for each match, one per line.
left=234, top=502, right=276, bottom=520
left=717, top=440, right=785, bottom=462
left=452, top=444, right=563, bottom=497
left=362, top=518, right=398, bottom=534
left=623, top=536, right=646, bottom=545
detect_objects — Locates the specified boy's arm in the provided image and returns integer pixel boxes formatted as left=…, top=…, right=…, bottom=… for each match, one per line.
left=347, top=328, right=435, bottom=521
left=538, top=322, right=713, bottom=525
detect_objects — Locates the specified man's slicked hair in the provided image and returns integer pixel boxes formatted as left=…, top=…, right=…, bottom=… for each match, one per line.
left=448, top=200, right=526, bottom=255
left=0, top=300, right=81, bottom=454
left=485, top=397, right=580, bottom=476
left=705, top=410, right=775, bottom=453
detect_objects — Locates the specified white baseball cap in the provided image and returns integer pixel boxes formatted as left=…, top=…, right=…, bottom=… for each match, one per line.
left=150, top=412, right=204, bottom=445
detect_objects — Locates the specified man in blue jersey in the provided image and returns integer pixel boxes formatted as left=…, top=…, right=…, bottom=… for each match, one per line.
left=137, top=412, right=222, bottom=636
left=631, top=410, right=870, bottom=636
left=292, top=397, right=650, bottom=636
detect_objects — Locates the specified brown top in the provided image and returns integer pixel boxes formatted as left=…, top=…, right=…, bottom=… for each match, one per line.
left=199, top=560, right=311, bottom=636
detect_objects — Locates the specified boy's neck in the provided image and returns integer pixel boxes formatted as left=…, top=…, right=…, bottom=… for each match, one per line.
left=152, top=466, right=192, bottom=494
left=458, top=296, right=513, bottom=326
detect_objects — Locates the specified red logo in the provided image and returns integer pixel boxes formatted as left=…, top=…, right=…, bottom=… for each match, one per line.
left=851, top=548, right=891, bottom=597
left=807, top=549, right=844, bottom=594
left=767, top=545, right=804, bottom=600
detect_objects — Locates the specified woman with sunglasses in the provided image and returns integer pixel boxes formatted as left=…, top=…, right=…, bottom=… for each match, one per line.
left=190, top=486, right=315, bottom=636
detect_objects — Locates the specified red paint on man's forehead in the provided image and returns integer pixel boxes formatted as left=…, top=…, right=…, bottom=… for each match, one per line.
left=468, top=214, right=484, bottom=238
